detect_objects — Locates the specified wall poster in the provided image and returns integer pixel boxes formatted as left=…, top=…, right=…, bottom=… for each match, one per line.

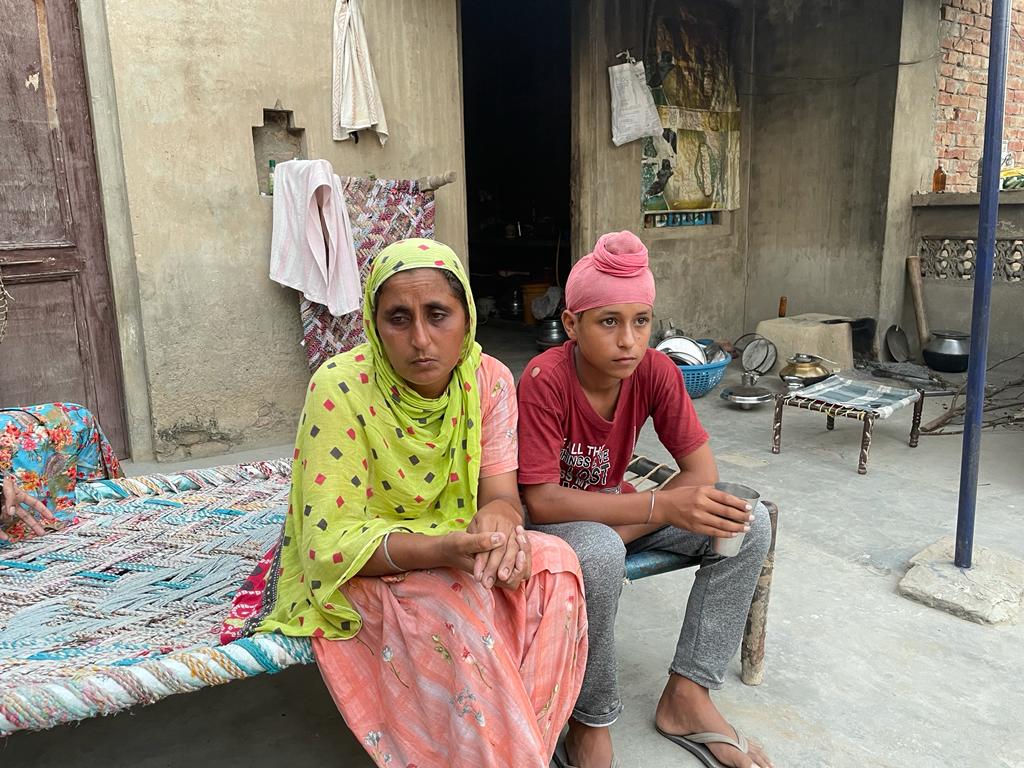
left=641, top=1, right=741, bottom=215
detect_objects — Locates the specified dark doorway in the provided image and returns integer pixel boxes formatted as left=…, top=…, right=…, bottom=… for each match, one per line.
left=460, top=1, right=571, bottom=329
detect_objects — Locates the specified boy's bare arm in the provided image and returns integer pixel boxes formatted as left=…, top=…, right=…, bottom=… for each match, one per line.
left=661, top=443, right=719, bottom=490
left=522, top=481, right=655, bottom=527
left=523, top=442, right=750, bottom=539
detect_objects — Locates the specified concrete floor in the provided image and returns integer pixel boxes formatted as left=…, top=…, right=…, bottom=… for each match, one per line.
left=6, top=327, right=1023, bottom=767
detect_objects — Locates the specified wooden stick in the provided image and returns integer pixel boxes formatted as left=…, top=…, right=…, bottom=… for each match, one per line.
left=906, top=255, right=930, bottom=350
left=416, top=171, right=457, bottom=191
left=921, top=391, right=965, bottom=432
left=742, top=501, right=778, bottom=686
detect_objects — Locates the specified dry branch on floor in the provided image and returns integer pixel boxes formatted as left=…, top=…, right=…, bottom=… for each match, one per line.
left=921, top=353, right=1024, bottom=435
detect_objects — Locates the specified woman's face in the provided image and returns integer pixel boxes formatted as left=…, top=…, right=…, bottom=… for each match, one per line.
left=374, top=268, right=469, bottom=399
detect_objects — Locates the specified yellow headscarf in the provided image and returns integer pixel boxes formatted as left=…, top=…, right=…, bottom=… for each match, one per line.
left=257, top=239, right=482, bottom=639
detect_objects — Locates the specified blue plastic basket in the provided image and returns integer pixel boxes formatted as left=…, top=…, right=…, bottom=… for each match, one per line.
left=678, top=356, right=730, bottom=398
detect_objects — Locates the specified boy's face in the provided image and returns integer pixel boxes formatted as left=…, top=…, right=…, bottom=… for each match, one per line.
left=562, top=303, right=653, bottom=381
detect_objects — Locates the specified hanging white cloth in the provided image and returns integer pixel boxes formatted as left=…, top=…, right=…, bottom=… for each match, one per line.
left=270, top=160, right=361, bottom=317
left=332, top=0, right=389, bottom=145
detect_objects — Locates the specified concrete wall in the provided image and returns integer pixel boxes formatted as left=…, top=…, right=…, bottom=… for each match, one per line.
left=572, top=1, right=751, bottom=342
left=570, top=0, right=913, bottom=343
left=878, top=0, right=944, bottom=339
left=89, top=0, right=466, bottom=460
left=744, top=0, right=903, bottom=329
left=907, top=195, right=1024, bottom=357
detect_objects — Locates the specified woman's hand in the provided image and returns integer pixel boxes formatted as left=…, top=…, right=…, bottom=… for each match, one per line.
left=466, top=501, right=531, bottom=590
left=1, top=475, right=55, bottom=542
left=437, top=529, right=508, bottom=576
left=654, top=485, right=753, bottom=538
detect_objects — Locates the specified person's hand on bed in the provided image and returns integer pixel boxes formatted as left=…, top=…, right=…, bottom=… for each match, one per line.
left=466, top=501, right=531, bottom=591
left=0, top=474, right=55, bottom=541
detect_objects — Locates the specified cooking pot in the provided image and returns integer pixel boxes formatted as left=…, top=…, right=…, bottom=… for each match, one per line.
left=536, top=317, right=568, bottom=349
left=922, top=330, right=970, bottom=373
left=778, top=353, right=837, bottom=389
left=500, top=288, right=523, bottom=321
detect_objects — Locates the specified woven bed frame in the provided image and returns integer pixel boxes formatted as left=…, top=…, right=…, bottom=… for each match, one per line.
left=1, top=457, right=778, bottom=737
left=771, top=389, right=924, bottom=474
left=0, top=461, right=311, bottom=737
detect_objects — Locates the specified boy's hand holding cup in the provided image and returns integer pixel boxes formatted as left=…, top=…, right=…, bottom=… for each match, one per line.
left=710, top=481, right=760, bottom=557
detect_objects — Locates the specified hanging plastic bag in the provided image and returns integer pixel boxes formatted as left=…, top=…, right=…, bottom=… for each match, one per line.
left=608, top=52, right=662, bottom=147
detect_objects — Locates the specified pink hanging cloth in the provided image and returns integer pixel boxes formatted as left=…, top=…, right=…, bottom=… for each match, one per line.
left=269, top=159, right=361, bottom=318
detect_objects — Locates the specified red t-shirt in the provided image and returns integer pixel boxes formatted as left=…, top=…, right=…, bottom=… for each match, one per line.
left=517, top=341, right=709, bottom=491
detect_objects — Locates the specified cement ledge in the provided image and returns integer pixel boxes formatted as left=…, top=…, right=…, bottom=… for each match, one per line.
left=912, top=190, right=1024, bottom=207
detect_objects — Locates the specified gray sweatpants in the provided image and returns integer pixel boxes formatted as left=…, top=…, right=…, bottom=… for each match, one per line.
left=531, top=502, right=772, bottom=727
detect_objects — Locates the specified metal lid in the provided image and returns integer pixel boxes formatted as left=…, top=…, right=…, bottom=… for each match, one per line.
left=720, top=386, right=774, bottom=405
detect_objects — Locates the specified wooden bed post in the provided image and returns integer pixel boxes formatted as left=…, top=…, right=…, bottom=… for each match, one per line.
left=909, top=392, right=924, bottom=448
left=858, top=417, right=875, bottom=475
left=771, top=397, right=784, bottom=454
left=741, top=501, right=779, bottom=686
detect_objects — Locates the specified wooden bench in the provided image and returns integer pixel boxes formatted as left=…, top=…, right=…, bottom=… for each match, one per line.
left=624, top=456, right=779, bottom=686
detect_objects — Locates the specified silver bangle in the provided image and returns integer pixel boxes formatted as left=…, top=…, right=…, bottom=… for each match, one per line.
left=646, top=490, right=657, bottom=524
left=382, top=531, right=406, bottom=572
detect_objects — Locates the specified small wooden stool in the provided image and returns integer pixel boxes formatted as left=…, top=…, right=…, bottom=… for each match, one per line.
left=771, top=376, right=924, bottom=475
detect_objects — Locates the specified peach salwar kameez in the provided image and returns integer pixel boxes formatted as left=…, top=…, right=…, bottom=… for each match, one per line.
left=315, top=532, right=587, bottom=767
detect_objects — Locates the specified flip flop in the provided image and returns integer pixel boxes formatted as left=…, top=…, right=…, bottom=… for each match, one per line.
left=656, top=725, right=750, bottom=768
left=552, top=740, right=579, bottom=768
left=552, top=740, right=622, bottom=768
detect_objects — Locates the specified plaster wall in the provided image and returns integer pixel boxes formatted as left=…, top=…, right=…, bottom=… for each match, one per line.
left=94, top=0, right=466, bottom=459
left=878, top=0, right=944, bottom=339
left=571, top=0, right=751, bottom=342
left=744, top=0, right=902, bottom=328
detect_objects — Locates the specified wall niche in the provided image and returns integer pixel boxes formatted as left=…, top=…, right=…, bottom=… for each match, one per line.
left=252, top=108, right=306, bottom=194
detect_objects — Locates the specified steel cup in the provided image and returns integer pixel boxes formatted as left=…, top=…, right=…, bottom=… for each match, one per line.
left=712, top=481, right=760, bottom=557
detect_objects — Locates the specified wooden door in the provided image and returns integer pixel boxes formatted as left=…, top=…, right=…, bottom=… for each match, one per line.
left=0, top=0, right=128, bottom=456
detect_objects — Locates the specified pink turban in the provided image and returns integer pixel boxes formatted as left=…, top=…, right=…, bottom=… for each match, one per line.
left=564, top=231, right=655, bottom=313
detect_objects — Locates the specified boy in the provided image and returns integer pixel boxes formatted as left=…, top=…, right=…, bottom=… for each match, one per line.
left=517, top=231, right=772, bottom=768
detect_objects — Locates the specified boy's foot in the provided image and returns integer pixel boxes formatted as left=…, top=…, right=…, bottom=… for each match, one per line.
left=563, top=719, right=615, bottom=768
left=654, top=673, right=773, bottom=768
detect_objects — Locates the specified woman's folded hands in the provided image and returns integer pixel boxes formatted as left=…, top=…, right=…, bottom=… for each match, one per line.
left=464, top=499, right=531, bottom=590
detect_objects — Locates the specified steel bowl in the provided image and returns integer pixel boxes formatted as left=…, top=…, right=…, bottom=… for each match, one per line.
left=720, top=386, right=774, bottom=410
left=657, top=336, right=707, bottom=365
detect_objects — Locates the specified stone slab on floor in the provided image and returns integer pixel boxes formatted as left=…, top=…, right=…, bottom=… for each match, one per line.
left=898, top=535, right=1024, bottom=624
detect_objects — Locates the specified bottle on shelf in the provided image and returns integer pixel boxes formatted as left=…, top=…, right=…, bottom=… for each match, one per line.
left=932, top=161, right=947, bottom=193
left=268, top=159, right=277, bottom=196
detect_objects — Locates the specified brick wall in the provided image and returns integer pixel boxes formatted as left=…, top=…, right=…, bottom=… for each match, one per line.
left=936, top=0, right=1024, bottom=191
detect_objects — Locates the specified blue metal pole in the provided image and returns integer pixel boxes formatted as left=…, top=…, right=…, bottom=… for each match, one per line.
left=954, top=0, right=1011, bottom=568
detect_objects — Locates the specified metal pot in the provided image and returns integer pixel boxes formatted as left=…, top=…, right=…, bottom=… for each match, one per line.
left=536, top=317, right=568, bottom=349
left=922, top=330, right=970, bottom=373
left=652, top=318, right=685, bottom=347
left=500, top=288, right=523, bottom=321
left=778, top=353, right=837, bottom=388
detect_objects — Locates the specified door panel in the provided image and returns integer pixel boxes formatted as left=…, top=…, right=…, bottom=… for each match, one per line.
left=0, top=270, right=92, bottom=406
left=0, top=1, right=73, bottom=247
left=0, top=0, right=128, bottom=456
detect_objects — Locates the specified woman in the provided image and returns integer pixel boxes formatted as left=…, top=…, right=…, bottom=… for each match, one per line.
left=0, top=402, right=123, bottom=542
left=232, top=239, right=587, bottom=767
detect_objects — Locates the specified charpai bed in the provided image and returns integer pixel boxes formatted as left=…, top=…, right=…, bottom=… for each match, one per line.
left=1, top=456, right=777, bottom=737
